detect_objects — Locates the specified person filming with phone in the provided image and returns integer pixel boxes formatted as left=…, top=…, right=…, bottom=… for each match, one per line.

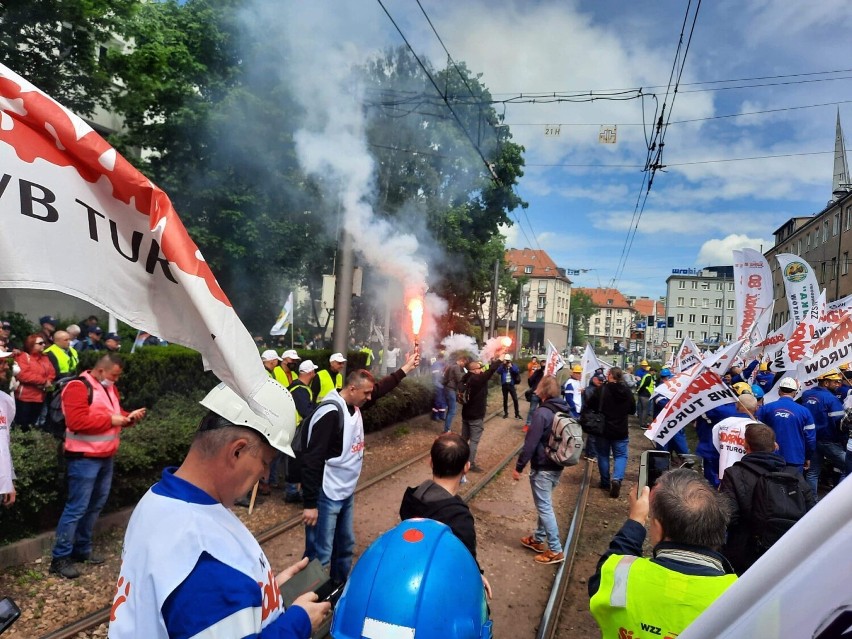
left=589, top=468, right=737, bottom=638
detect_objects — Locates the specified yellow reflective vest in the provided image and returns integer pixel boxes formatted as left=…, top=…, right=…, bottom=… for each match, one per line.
left=288, top=382, right=314, bottom=424
left=590, top=554, right=736, bottom=638
left=44, top=344, right=79, bottom=375
left=267, top=366, right=289, bottom=386
left=317, top=369, right=343, bottom=401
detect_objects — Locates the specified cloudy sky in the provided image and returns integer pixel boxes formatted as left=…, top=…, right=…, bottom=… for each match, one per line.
left=278, top=0, right=852, bottom=299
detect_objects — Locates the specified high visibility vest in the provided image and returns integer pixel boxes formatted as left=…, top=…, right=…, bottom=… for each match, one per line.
left=288, top=382, right=314, bottom=424
left=590, top=554, right=736, bottom=638
left=359, top=347, right=374, bottom=366
left=277, top=366, right=298, bottom=386
left=266, top=366, right=289, bottom=386
left=317, top=369, right=343, bottom=401
left=44, top=344, right=79, bottom=375
left=62, top=371, right=123, bottom=458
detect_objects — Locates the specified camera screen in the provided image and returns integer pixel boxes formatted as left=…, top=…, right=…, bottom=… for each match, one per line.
left=0, top=598, right=20, bottom=626
left=647, top=454, right=670, bottom=489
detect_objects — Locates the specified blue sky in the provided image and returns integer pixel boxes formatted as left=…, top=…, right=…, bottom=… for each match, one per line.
left=268, top=0, right=852, bottom=301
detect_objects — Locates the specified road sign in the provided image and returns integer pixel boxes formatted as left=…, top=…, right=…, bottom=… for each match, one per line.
left=661, top=341, right=669, bottom=348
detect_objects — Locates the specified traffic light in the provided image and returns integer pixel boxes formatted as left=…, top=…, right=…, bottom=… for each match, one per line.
left=667, top=316, right=675, bottom=328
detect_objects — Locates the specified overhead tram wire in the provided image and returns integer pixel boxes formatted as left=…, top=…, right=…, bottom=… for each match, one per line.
left=375, top=0, right=500, bottom=184
left=608, top=0, right=702, bottom=291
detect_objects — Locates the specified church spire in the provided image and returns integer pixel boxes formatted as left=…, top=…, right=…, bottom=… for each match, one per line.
left=833, top=108, right=850, bottom=202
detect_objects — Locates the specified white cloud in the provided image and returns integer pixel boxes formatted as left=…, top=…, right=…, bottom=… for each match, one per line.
left=697, top=234, right=773, bottom=266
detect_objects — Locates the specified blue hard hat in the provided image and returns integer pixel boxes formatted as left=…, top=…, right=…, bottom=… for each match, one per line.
left=331, top=519, right=492, bottom=639
left=750, top=383, right=765, bottom=399
left=660, top=367, right=673, bottom=378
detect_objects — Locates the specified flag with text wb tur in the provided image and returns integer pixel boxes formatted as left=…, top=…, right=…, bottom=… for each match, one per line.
left=0, top=63, right=294, bottom=434
left=270, top=292, right=293, bottom=336
left=644, top=364, right=737, bottom=447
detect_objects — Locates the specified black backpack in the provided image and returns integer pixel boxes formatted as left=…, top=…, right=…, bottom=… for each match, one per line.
left=46, top=376, right=94, bottom=439
left=292, top=398, right=345, bottom=454
left=747, top=465, right=809, bottom=556
left=456, top=375, right=472, bottom=405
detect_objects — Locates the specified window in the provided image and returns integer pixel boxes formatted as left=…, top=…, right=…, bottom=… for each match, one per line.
left=815, top=229, right=820, bottom=246
left=715, top=299, right=723, bottom=309
left=824, top=220, right=829, bottom=243
left=727, top=316, right=734, bottom=326
left=677, top=297, right=685, bottom=306
left=834, top=213, right=840, bottom=236
left=844, top=252, right=849, bottom=276
left=702, top=299, right=709, bottom=308
left=806, top=233, right=811, bottom=251
left=616, top=318, right=623, bottom=325
left=701, top=331, right=708, bottom=341
left=538, top=282, right=547, bottom=293
left=678, top=281, right=686, bottom=289
left=688, top=314, right=696, bottom=323
left=831, top=257, right=837, bottom=280
left=537, top=296, right=546, bottom=309
left=701, top=315, right=709, bottom=324
left=716, top=282, right=723, bottom=291
left=727, top=299, right=735, bottom=309
left=675, top=330, right=683, bottom=339
left=713, top=315, right=721, bottom=324
left=797, top=239, right=802, bottom=255
left=524, top=266, right=533, bottom=274
left=688, top=331, right=695, bottom=339
left=821, top=262, right=826, bottom=283
left=846, top=206, right=852, bottom=231
left=536, top=310, right=545, bottom=321
left=690, top=298, right=697, bottom=307
left=728, top=282, right=734, bottom=291
left=701, top=282, right=710, bottom=290
left=676, top=313, right=684, bottom=322
left=691, top=281, right=698, bottom=289
left=606, top=309, right=612, bottom=316
left=606, top=299, right=613, bottom=305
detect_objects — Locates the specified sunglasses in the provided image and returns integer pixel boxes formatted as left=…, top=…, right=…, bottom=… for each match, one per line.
left=35, top=341, right=45, bottom=346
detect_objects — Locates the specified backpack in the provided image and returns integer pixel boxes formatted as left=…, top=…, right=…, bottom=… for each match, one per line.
left=46, top=375, right=93, bottom=439
left=747, top=466, right=809, bottom=556
left=456, top=376, right=472, bottom=405
left=292, top=398, right=345, bottom=454
left=510, top=367, right=520, bottom=385
left=544, top=411, right=584, bottom=467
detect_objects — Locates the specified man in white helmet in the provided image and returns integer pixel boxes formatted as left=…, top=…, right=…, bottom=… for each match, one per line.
left=108, top=382, right=329, bottom=639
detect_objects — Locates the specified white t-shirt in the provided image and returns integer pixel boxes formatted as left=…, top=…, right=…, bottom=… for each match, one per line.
left=712, top=416, right=751, bottom=479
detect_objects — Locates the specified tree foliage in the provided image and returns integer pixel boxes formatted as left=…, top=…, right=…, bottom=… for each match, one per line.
left=570, top=290, right=597, bottom=346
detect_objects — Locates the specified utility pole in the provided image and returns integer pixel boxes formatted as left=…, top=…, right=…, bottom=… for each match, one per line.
left=488, top=259, right=499, bottom=340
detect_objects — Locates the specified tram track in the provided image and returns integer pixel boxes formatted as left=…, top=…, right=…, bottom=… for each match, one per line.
left=39, top=411, right=515, bottom=639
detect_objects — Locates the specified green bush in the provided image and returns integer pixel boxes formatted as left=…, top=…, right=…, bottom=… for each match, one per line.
left=363, top=376, right=434, bottom=433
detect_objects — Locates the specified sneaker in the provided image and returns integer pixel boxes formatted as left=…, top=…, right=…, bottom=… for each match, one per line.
left=50, top=557, right=81, bottom=579
left=469, top=465, right=485, bottom=473
left=515, top=414, right=523, bottom=419
left=71, top=552, right=105, bottom=565
left=520, top=536, right=546, bottom=553
left=609, top=480, right=621, bottom=499
left=534, top=550, right=565, bottom=565
left=598, top=482, right=610, bottom=490
left=502, top=413, right=509, bottom=418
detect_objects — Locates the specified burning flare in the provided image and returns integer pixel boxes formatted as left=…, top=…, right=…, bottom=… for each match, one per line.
left=408, top=298, right=424, bottom=336
left=500, top=336, right=513, bottom=348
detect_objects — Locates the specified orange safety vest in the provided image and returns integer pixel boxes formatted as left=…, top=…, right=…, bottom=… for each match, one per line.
left=62, top=371, right=123, bottom=457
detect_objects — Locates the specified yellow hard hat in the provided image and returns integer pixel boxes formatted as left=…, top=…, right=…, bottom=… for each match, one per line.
left=819, top=370, right=843, bottom=381
left=759, top=362, right=769, bottom=372
left=732, top=382, right=753, bottom=396
left=840, top=364, right=849, bottom=371
left=572, top=364, right=582, bottom=373
left=640, top=360, right=649, bottom=367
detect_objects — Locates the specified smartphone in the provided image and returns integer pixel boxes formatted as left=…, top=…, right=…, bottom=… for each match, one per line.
left=0, top=597, right=20, bottom=635
left=637, top=450, right=671, bottom=497
left=314, top=580, right=344, bottom=606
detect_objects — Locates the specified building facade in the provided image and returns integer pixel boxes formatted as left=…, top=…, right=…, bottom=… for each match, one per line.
left=629, top=296, right=667, bottom=360
left=574, top=288, right=635, bottom=352
left=505, top=248, right=572, bottom=351
left=662, top=267, right=735, bottom=359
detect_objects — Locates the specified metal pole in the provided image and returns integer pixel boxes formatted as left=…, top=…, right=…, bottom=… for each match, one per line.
left=515, top=297, right=523, bottom=360
left=489, top=260, right=500, bottom=339
left=332, top=230, right=354, bottom=356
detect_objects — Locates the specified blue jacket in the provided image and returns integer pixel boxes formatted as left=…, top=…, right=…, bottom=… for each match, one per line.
left=516, top=397, right=570, bottom=472
left=756, top=396, right=816, bottom=465
left=497, top=363, right=520, bottom=386
left=755, top=371, right=775, bottom=393
left=800, top=386, right=845, bottom=443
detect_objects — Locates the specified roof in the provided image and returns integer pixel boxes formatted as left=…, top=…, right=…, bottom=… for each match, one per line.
left=505, top=248, right=569, bottom=280
left=632, top=297, right=664, bottom=317
left=574, top=287, right=633, bottom=309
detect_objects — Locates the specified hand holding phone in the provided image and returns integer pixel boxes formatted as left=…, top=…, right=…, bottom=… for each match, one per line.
left=637, top=449, right=671, bottom=498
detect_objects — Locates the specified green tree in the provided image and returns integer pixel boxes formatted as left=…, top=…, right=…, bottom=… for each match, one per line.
left=570, top=290, right=597, bottom=346
left=0, top=0, right=138, bottom=116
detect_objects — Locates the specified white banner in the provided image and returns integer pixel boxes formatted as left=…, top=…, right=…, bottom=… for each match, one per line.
left=543, top=340, right=565, bottom=377
left=703, top=339, right=746, bottom=374
left=746, top=318, right=794, bottom=361
left=644, top=365, right=737, bottom=446
left=770, top=307, right=820, bottom=372
left=776, top=253, right=820, bottom=324
left=797, top=312, right=852, bottom=381
left=0, top=63, right=293, bottom=432
left=680, top=478, right=852, bottom=639
left=827, top=291, right=852, bottom=311
left=733, top=248, right=774, bottom=342
left=579, top=343, right=610, bottom=388
left=270, top=291, right=293, bottom=336
left=671, top=337, right=703, bottom=373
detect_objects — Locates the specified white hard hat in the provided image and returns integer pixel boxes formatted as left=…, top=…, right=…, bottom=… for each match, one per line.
left=778, top=376, right=799, bottom=392
left=200, top=379, right=297, bottom=456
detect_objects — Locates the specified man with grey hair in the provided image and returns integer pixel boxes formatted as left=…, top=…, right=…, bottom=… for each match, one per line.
left=589, top=468, right=737, bottom=637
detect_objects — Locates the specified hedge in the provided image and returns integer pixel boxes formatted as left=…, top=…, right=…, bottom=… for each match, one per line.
left=0, top=350, right=431, bottom=543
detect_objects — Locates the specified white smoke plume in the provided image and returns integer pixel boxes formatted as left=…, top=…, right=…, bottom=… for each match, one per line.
left=440, top=334, right=511, bottom=364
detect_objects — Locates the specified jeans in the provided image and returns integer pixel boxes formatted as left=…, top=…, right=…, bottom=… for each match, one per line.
left=443, top=388, right=458, bottom=433
left=525, top=394, right=540, bottom=426
left=805, top=441, right=847, bottom=496
left=462, top=418, right=484, bottom=466
left=657, top=430, right=689, bottom=456
left=637, top=396, right=651, bottom=427
left=502, top=384, right=520, bottom=416
left=311, top=489, right=356, bottom=582
left=52, top=456, right=114, bottom=559
left=594, top=436, right=629, bottom=486
left=530, top=469, right=563, bottom=553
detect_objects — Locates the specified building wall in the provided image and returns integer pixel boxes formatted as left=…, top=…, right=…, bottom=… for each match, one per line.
left=663, top=269, right=735, bottom=359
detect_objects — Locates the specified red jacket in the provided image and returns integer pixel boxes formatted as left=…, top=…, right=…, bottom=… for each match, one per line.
left=14, top=352, right=55, bottom=403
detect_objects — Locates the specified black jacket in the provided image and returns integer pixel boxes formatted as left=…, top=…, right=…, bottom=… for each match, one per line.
left=582, top=381, right=636, bottom=440
left=399, top=480, right=477, bottom=561
left=460, top=364, right=498, bottom=421
left=719, top=451, right=815, bottom=575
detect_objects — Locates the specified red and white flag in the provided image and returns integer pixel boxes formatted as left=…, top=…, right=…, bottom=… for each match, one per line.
left=733, top=248, right=774, bottom=344
left=671, top=337, right=702, bottom=373
left=644, top=364, right=736, bottom=447
left=543, top=340, right=565, bottom=377
left=0, top=63, right=293, bottom=433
